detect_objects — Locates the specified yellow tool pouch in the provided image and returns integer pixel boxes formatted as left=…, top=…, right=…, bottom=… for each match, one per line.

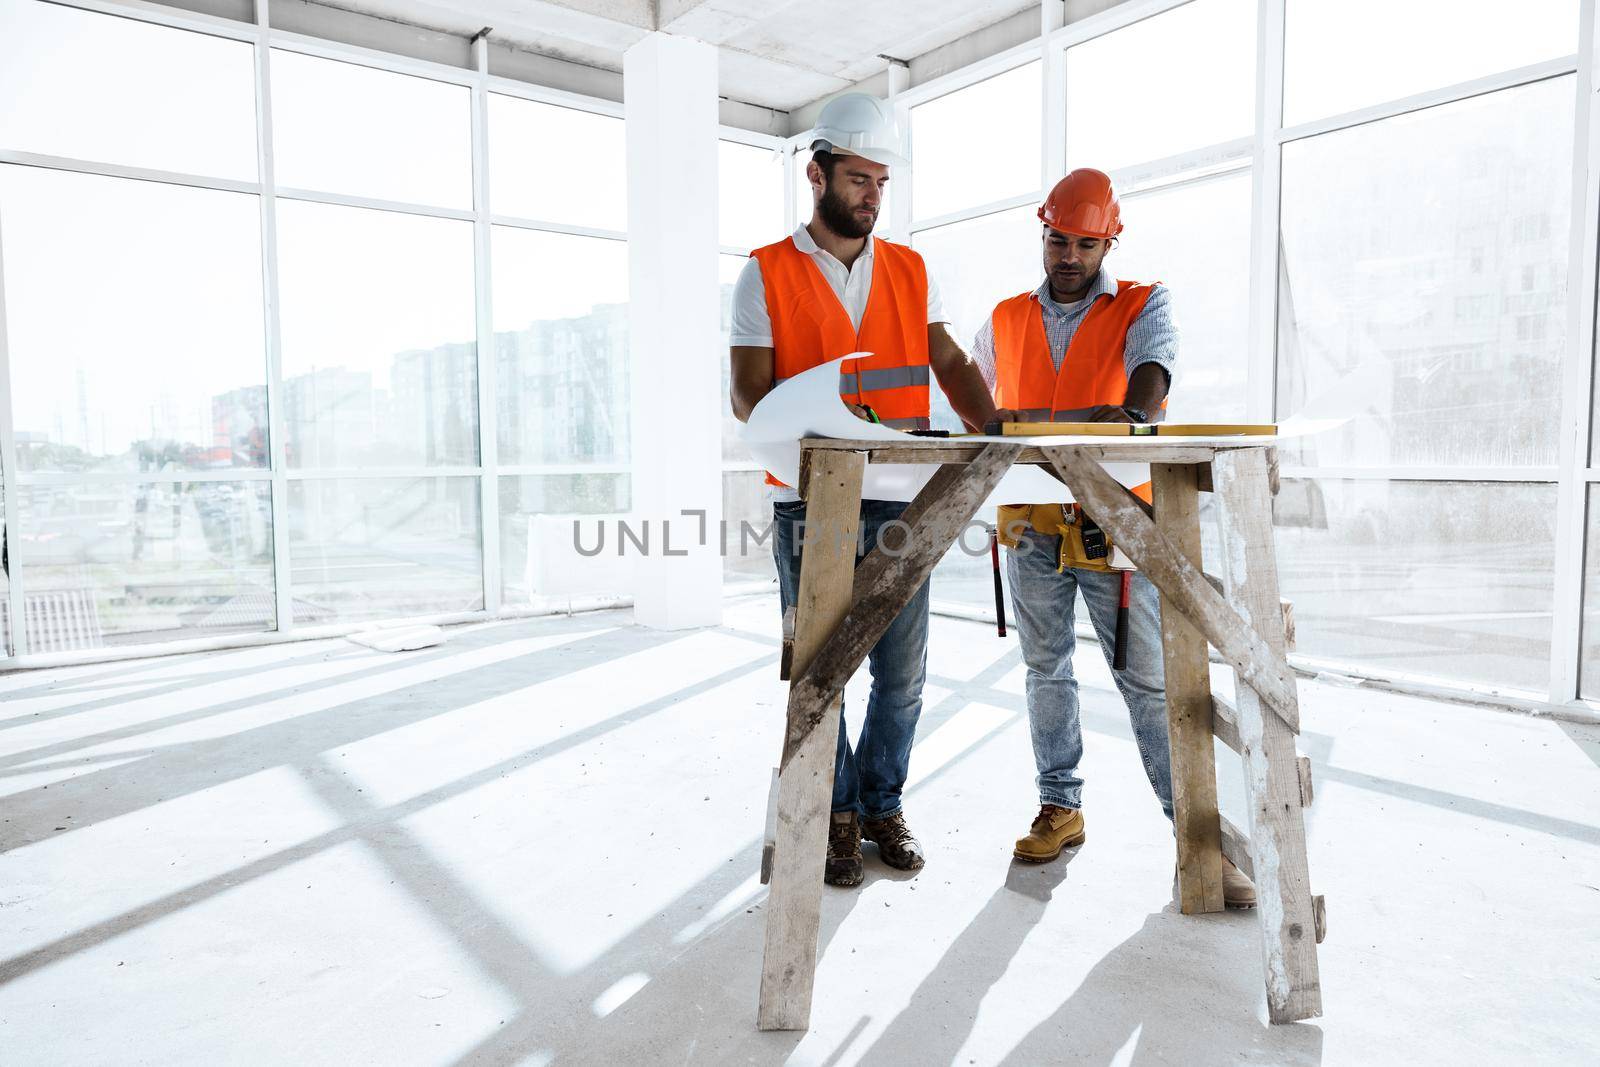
left=993, top=503, right=1120, bottom=574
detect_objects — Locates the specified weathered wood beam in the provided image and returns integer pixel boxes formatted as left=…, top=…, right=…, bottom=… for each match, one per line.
left=1041, top=445, right=1300, bottom=732
left=1212, top=447, right=1322, bottom=1024
left=1153, top=462, right=1225, bottom=915
left=789, top=444, right=1023, bottom=713
left=1219, top=813, right=1254, bottom=882
left=759, top=449, right=864, bottom=1031
left=1212, top=694, right=1242, bottom=753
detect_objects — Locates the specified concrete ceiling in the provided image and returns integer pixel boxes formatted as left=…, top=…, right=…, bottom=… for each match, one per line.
left=306, top=0, right=1040, bottom=113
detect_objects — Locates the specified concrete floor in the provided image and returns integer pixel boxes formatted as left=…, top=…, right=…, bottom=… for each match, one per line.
left=2, top=595, right=1597, bottom=1066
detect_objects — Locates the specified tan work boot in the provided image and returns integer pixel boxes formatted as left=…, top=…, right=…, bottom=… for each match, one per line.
left=1222, top=856, right=1256, bottom=910
left=825, top=812, right=864, bottom=887
left=1013, top=804, right=1086, bottom=863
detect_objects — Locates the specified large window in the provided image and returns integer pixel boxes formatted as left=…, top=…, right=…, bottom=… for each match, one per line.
left=0, top=166, right=268, bottom=472
left=910, top=62, right=1041, bottom=220
left=271, top=50, right=472, bottom=208
left=1583, top=489, right=1600, bottom=700
left=1283, top=0, right=1578, bottom=125
left=276, top=200, right=478, bottom=469
left=1065, top=0, right=1255, bottom=170
left=1277, top=479, right=1556, bottom=691
left=1278, top=77, right=1573, bottom=469
left=0, top=0, right=655, bottom=649
left=488, top=95, right=625, bottom=230
left=0, top=0, right=256, bottom=179
left=1112, top=171, right=1253, bottom=422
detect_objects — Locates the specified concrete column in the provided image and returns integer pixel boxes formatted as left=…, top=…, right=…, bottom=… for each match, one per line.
left=624, top=33, right=724, bottom=630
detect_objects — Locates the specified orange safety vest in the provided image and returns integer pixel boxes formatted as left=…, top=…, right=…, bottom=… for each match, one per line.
left=751, top=235, right=931, bottom=487
left=991, top=280, right=1161, bottom=503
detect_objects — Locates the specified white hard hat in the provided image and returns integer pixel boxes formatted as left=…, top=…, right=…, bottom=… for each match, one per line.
left=809, top=92, right=908, bottom=169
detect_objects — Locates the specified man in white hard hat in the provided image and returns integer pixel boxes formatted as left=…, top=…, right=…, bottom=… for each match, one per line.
left=730, top=92, right=999, bottom=887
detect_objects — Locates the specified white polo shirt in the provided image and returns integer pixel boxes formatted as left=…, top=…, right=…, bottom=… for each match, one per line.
left=730, top=224, right=948, bottom=346
left=732, top=224, right=949, bottom=502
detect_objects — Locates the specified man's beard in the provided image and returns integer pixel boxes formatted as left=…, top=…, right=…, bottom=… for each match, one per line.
left=817, top=185, right=875, bottom=239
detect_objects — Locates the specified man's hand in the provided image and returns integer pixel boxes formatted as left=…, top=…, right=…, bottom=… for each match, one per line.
left=987, top=408, right=1025, bottom=432
left=1087, top=404, right=1134, bottom=424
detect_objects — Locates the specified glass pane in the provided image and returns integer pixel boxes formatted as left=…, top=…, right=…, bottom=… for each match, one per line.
left=0, top=474, right=10, bottom=656
left=276, top=199, right=477, bottom=468
left=1284, top=0, right=1578, bottom=125
left=270, top=50, right=471, bottom=209
left=720, top=140, right=784, bottom=251
left=1582, top=487, right=1600, bottom=699
left=1066, top=0, right=1255, bottom=171
left=1276, top=479, right=1554, bottom=692
left=1114, top=170, right=1252, bottom=421
left=493, top=228, right=629, bottom=466
left=17, top=480, right=274, bottom=647
left=913, top=205, right=1043, bottom=430
left=1278, top=78, right=1573, bottom=468
left=0, top=166, right=267, bottom=472
left=912, top=63, right=1041, bottom=220
left=488, top=95, right=625, bottom=231
left=500, top=474, right=630, bottom=607
left=0, top=0, right=256, bottom=180
left=724, top=470, right=776, bottom=585
left=289, top=476, right=481, bottom=623
left=928, top=527, right=1010, bottom=616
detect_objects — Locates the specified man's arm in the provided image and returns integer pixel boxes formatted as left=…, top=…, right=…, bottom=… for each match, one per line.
left=1087, top=283, right=1176, bottom=422
left=730, top=346, right=775, bottom=423
left=927, top=322, right=999, bottom=432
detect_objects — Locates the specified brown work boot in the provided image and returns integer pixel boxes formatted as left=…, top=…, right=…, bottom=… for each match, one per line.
left=1223, top=856, right=1256, bottom=910
left=825, top=811, right=864, bottom=887
left=1013, top=804, right=1086, bottom=863
left=862, top=811, right=925, bottom=871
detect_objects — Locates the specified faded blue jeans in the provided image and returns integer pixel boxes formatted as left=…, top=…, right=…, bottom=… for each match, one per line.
left=773, top=499, right=930, bottom=820
left=1006, top=528, right=1174, bottom=818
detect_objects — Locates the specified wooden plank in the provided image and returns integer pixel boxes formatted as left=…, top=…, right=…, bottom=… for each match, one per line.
left=1211, top=447, right=1322, bottom=1024
left=1313, top=895, right=1327, bottom=944
left=1212, top=695, right=1242, bottom=753
left=1280, top=598, right=1296, bottom=651
left=802, top=437, right=1260, bottom=466
left=790, top=444, right=1024, bottom=709
left=1041, top=445, right=1300, bottom=731
left=758, top=449, right=865, bottom=1031
left=779, top=605, right=795, bottom=681
left=760, top=766, right=780, bottom=884
left=1152, top=462, right=1225, bottom=915
left=997, top=421, right=1278, bottom=437
left=1298, top=756, right=1315, bottom=807
left=1219, top=813, right=1254, bottom=882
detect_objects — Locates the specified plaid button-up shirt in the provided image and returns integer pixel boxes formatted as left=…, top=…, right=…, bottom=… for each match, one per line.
left=971, top=271, right=1178, bottom=393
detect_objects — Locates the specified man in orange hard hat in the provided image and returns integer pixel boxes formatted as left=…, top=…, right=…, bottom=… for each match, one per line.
left=730, top=93, right=1000, bottom=888
left=977, top=168, right=1255, bottom=908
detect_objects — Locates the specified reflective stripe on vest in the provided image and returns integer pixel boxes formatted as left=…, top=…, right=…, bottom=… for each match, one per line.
left=774, top=364, right=930, bottom=395
left=990, top=281, right=1160, bottom=503
left=752, top=235, right=932, bottom=487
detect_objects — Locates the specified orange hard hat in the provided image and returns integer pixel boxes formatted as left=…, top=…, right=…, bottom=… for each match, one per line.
left=1039, top=168, right=1123, bottom=239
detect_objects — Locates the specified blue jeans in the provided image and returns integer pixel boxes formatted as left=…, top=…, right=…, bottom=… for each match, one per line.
left=1006, top=528, right=1174, bottom=818
left=773, top=499, right=930, bottom=820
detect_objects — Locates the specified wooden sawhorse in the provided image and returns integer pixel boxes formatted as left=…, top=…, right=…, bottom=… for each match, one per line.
left=757, top=435, right=1324, bottom=1030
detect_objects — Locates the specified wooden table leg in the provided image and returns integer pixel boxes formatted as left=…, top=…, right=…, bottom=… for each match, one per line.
left=757, top=449, right=864, bottom=1031
left=1152, top=462, right=1225, bottom=915
left=1211, top=447, right=1322, bottom=1023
